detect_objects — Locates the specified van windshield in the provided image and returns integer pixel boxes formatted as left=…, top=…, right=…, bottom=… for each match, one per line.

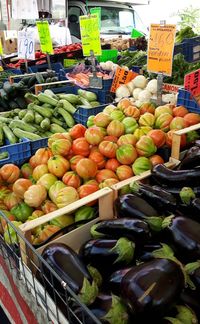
left=89, top=7, right=135, bottom=34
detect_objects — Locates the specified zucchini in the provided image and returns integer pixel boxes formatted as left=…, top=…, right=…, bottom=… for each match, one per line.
left=28, top=76, right=37, bottom=88
left=43, top=131, right=54, bottom=137
left=79, top=96, right=92, bottom=107
left=50, top=123, right=67, bottom=133
left=23, top=110, right=35, bottom=123
left=58, top=93, right=80, bottom=105
left=13, top=81, right=26, bottom=90
left=14, top=116, right=20, bottom=120
left=13, top=128, right=42, bottom=140
left=0, top=117, right=12, bottom=124
left=40, top=118, right=51, bottom=130
left=13, top=108, right=21, bottom=114
left=36, top=72, right=45, bottom=84
left=51, top=117, right=65, bottom=127
left=14, top=96, right=27, bottom=109
left=3, top=125, right=18, bottom=144
left=35, top=112, right=43, bottom=124
left=0, top=112, right=11, bottom=118
left=90, top=101, right=100, bottom=107
left=0, top=152, right=9, bottom=160
left=28, top=103, right=53, bottom=118
left=44, top=89, right=59, bottom=100
left=78, top=89, right=97, bottom=102
left=0, top=123, right=4, bottom=146
left=25, top=93, right=40, bottom=105
left=9, top=120, right=38, bottom=132
left=8, top=100, right=19, bottom=109
left=56, top=107, right=75, bottom=128
left=37, top=93, right=58, bottom=106
left=18, top=110, right=27, bottom=119
left=57, top=99, right=76, bottom=114
left=42, top=103, right=54, bottom=109
left=3, top=81, right=15, bottom=95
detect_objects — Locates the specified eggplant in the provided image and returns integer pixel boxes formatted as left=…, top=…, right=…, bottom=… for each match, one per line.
left=159, top=185, right=200, bottom=197
left=90, top=218, right=151, bottom=243
left=109, top=267, right=132, bottom=296
left=138, top=242, right=163, bottom=262
left=178, top=145, right=200, bottom=170
left=152, top=164, right=200, bottom=187
left=79, top=238, right=135, bottom=277
left=180, top=289, right=200, bottom=319
left=130, top=181, right=177, bottom=213
left=191, top=198, right=200, bottom=214
left=162, top=216, right=200, bottom=262
left=41, top=243, right=98, bottom=305
left=185, top=260, right=200, bottom=294
left=121, top=258, right=185, bottom=318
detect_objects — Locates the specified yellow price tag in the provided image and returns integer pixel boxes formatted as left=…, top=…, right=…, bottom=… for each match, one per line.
left=79, top=14, right=102, bottom=57
left=36, top=21, right=53, bottom=54
left=147, top=24, right=176, bottom=76
left=0, top=39, right=3, bottom=55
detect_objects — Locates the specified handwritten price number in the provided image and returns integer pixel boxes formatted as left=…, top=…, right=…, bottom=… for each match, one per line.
left=19, top=38, right=33, bottom=58
left=151, top=32, right=174, bottom=47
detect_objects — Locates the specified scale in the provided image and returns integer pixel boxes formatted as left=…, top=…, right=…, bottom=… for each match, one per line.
left=88, top=50, right=103, bottom=89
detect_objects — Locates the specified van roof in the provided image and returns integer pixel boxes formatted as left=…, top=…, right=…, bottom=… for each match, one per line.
left=69, top=0, right=149, bottom=5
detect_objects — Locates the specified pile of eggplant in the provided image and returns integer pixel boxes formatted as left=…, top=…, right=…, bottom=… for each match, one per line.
left=40, top=143, right=200, bottom=324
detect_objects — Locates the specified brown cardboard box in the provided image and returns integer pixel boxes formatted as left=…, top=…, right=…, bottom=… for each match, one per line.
left=0, top=31, right=17, bottom=54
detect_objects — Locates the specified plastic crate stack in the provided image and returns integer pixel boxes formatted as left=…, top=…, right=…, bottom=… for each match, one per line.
left=174, top=36, right=200, bottom=62
left=177, top=89, right=200, bottom=113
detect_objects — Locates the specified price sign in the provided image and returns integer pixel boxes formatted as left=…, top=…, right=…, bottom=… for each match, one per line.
left=79, top=14, right=102, bottom=57
left=111, top=67, right=138, bottom=93
left=147, top=24, right=176, bottom=76
left=184, top=69, right=200, bottom=105
left=36, top=21, right=53, bottom=54
left=90, top=7, right=101, bottom=29
left=17, top=30, right=35, bottom=60
left=0, top=39, right=3, bottom=55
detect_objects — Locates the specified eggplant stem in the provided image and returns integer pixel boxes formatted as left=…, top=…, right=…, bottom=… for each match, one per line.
left=87, top=265, right=102, bottom=287
left=111, top=237, right=135, bottom=265
left=162, top=215, right=175, bottom=229
left=79, top=277, right=98, bottom=305
left=129, top=181, right=140, bottom=193
left=90, top=223, right=105, bottom=239
left=144, top=216, right=163, bottom=232
left=164, top=317, right=182, bottom=324
left=176, top=305, right=198, bottom=324
left=102, top=294, right=129, bottom=324
left=184, top=260, right=200, bottom=274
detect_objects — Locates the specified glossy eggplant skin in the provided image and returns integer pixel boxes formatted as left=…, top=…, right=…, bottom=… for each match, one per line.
left=152, top=164, right=200, bottom=187
left=137, top=243, right=163, bottom=262
left=160, top=185, right=200, bottom=197
left=121, top=258, right=184, bottom=318
left=93, top=218, right=151, bottom=243
left=79, top=238, right=134, bottom=277
left=41, top=243, right=92, bottom=294
left=109, top=268, right=132, bottom=296
left=132, top=183, right=177, bottom=213
left=114, top=194, right=158, bottom=219
left=178, top=145, right=200, bottom=170
left=163, top=217, right=200, bottom=262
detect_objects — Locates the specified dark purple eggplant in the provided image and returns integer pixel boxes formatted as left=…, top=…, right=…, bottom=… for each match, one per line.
left=79, top=238, right=135, bottom=276
left=138, top=242, right=163, bottom=262
left=180, top=289, right=200, bottom=319
left=162, top=216, right=200, bottom=262
left=90, top=218, right=150, bottom=243
left=109, top=267, right=132, bottom=296
left=152, top=164, right=200, bottom=187
left=130, top=181, right=177, bottom=212
left=41, top=243, right=98, bottom=305
left=159, top=185, right=200, bottom=197
left=121, top=258, right=185, bottom=317
left=178, top=145, right=200, bottom=170
left=192, top=198, right=200, bottom=213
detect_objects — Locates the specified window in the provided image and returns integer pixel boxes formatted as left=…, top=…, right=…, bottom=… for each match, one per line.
left=68, top=6, right=83, bottom=38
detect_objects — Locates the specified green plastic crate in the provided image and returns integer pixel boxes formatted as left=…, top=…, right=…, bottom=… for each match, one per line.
left=97, top=50, right=118, bottom=63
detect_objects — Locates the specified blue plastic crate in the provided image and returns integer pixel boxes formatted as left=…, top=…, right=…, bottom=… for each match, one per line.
left=30, top=138, right=48, bottom=155
left=177, top=88, right=200, bottom=113
left=74, top=104, right=107, bottom=126
left=173, top=43, right=183, bottom=56
left=183, top=36, right=200, bottom=62
left=0, top=139, right=31, bottom=166
left=29, top=62, right=64, bottom=73
left=130, top=66, right=141, bottom=73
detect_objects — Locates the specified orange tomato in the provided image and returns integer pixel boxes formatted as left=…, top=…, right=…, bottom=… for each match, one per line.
left=34, top=148, right=53, bottom=166
left=96, top=169, right=118, bottom=183
left=184, top=113, right=200, bottom=126
left=89, top=149, right=106, bottom=170
left=48, top=155, right=70, bottom=178
left=69, top=124, right=86, bottom=139
left=104, top=135, right=118, bottom=143
left=116, top=165, right=133, bottom=181
left=166, top=130, right=186, bottom=148
left=29, top=155, right=38, bottom=169
left=76, top=158, right=98, bottom=179
left=78, top=184, right=99, bottom=206
left=149, top=155, right=164, bottom=166
left=173, top=106, right=188, bottom=117
left=148, top=129, right=166, bottom=148
left=72, top=137, right=90, bottom=157
left=99, top=141, right=118, bottom=159
left=12, top=178, right=33, bottom=199
left=105, top=159, right=121, bottom=172
left=70, top=155, right=84, bottom=171
left=0, top=164, right=20, bottom=184
left=62, top=171, right=82, bottom=189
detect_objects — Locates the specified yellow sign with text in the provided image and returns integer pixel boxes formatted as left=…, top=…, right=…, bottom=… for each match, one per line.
left=36, top=21, right=53, bottom=54
left=79, top=14, right=102, bottom=57
left=147, top=24, right=176, bottom=76
left=0, top=39, right=3, bottom=55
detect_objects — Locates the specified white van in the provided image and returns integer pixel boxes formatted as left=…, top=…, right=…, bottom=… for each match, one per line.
left=68, top=0, right=149, bottom=42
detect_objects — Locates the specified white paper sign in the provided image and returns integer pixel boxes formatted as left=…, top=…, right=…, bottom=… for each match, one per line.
left=18, top=31, right=35, bottom=60
left=12, top=0, right=39, bottom=19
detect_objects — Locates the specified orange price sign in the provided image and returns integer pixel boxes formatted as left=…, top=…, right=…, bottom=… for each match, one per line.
left=147, top=24, right=176, bottom=76
left=111, top=67, right=138, bottom=93
left=184, top=69, right=200, bottom=105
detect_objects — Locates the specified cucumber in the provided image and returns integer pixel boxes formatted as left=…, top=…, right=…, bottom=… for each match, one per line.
left=3, top=125, right=18, bottom=144
left=9, top=120, right=38, bottom=132
left=34, top=112, right=43, bottom=124
left=40, top=118, right=51, bottom=130
left=57, top=99, right=76, bottom=114
left=13, top=128, right=42, bottom=140
left=23, top=110, right=35, bottom=123
left=50, top=123, right=67, bottom=133
left=37, top=93, right=58, bottom=106
left=0, top=123, right=4, bottom=146
left=28, top=76, right=37, bottom=88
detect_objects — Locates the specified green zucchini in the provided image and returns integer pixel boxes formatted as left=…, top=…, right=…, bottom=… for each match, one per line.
left=34, top=112, right=43, bottom=124
left=57, top=99, right=76, bottom=114
left=9, top=100, right=19, bottom=109
left=28, top=76, right=37, bottom=88
left=51, top=117, right=65, bottom=127
left=18, top=110, right=27, bottom=119
left=37, top=93, right=58, bottom=106
left=43, top=131, right=54, bottom=137
left=13, top=108, right=21, bottom=115
left=56, top=107, right=75, bottom=128
left=9, top=120, right=37, bottom=133
left=44, top=89, right=59, bottom=100
left=50, top=123, right=67, bottom=133
left=36, top=72, right=45, bottom=84
left=25, top=93, right=40, bottom=105
left=14, top=96, right=27, bottom=109
left=23, top=110, right=35, bottom=123
left=28, top=103, right=53, bottom=118
left=0, top=117, right=12, bottom=124
left=40, top=118, right=51, bottom=130
left=0, top=123, right=4, bottom=146
left=3, top=125, right=18, bottom=144
left=42, top=103, right=54, bottom=109
left=79, top=96, right=92, bottom=107
left=13, top=128, right=42, bottom=140
left=58, top=93, right=80, bottom=105
left=0, top=112, right=11, bottom=118
left=0, top=152, right=9, bottom=160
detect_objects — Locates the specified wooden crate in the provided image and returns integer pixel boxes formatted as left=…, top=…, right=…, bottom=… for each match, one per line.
left=18, top=187, right=114, bottom=267
left=171, top=123, right=200, bottom=160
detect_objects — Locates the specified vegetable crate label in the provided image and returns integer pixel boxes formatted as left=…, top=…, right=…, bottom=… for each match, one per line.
left=79, top=14, right=102, bottom=57
left=36, top=21, right=53, bottom=55
left=17, top=30, right=35, bottom=60
left=111, top=67, right=138, bottom=93
left=184, top=69, right=200, bottom=105
left=147, top=24, right=176, bottom=76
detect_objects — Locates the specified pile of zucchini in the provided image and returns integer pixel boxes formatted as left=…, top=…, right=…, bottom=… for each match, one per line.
left=0, top=88, right=100, bottom=145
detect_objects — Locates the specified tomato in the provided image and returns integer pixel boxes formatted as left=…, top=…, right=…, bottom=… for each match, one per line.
left=107, top=120, right=125, bottom=137
left=89, top=149, right=106, bottom=170
left=116, top=144, right=138, bottom=164
left=149, top=155, right=164, bottom=166
left=140, top=102, right=156, bottom=115
left=70, top=155, right=84, bottom=171
left=49, top=181, right=66, bottom=204
left=117, top=134, right=137, bottom=147
left=124, top=106, right=140, bottom=120
left=21, top=163, right=33, bottom=179
left=76, top=158, right=98, bottom=179
left=93, top=113, right=111, bottom=128
left=37, top=173, right=58, bottom=191
left=0, top=164, right=20, bottom=184
left=96, top=169, right=118, bottom=183
left=48, top=155, right=70, bottom=178
left=139, top=113, right=155, bottom=128
left=13, top=179, right=33, bottom=199
left=117, top=98, right=132, bottom=111
left=62, top=171, right=82, bottom=189
left=72, top=137, right=90, bottom=156
left=99, top=141, right=118, bottom=159
left=166, top=130, right=186, bottom=148
left=104, top=135, right=118, bottom=143
left=4, top=192, right=22, bottom=210
left=32, top=164, right=49, bottom=181
left=78, top=184, right=99, bottom=206
left=184, top=113, right=200, bottom=126
left=136, top=136, right=157, bottom=157
left=51, top=139, right=72, bottom=156
left=41, top=200, right=57, bottom=214
left=34, top=148, right=53, bottom=166
left=173, top=106, right=188, bottom=117
left=148, top=130, right=166, bottom=148
left=84, top=127, right=104, bottom=145
left=105, top=159, right=121, bottom=172
left=116, top=165, right=133, bottom=181
left=99, top=178, right=119, bottom=188
left=55, top=187, right=79, bottom=208
left=24, top=184, right=47, bottom=208
left=29, top=155, right=38, bottom=169
left=69, top=124, right=86, bottom=139
left=48, top=133, right=72, bottom=149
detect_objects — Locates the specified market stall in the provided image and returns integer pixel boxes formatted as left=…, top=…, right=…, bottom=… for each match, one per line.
left=0, top=0, right=200, bottom=323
